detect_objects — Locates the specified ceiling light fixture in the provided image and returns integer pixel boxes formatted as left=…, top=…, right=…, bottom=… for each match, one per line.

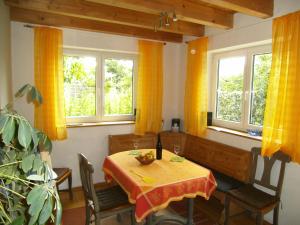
left=165, top=12, right=170, bottom=26
left=154, top=11, right=177, bottom=32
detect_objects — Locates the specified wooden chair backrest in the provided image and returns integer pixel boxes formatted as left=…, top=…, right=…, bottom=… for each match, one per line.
left=250, top=147, right=291, bottom=198
left=78, top=153, right=100, bottom=212
left=184, top=134, right=252, bottom=183
left=108, top=133, right=156, bottom=155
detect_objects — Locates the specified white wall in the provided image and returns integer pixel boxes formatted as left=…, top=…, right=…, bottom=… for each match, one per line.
left=0, top=2, right=12, bottom=107
left=11, top=22, right=183, bottom=187
left=202, top=1, right=300, bottom=224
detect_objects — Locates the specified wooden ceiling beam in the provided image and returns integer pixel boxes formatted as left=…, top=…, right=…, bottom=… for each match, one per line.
left=195, top=0, right=273, bottom=18
left=5, top=0, right=204, bottom=36
left=10, top=7, right=183, bottom=43
left=86, top=0, right=233, bottom=29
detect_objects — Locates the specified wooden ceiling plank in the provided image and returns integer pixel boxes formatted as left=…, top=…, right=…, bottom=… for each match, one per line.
left=10, top=7, right=183, bottom=43
left=195, top=0, right=273, bottom=18
left=85, top=0, right=233, bottom=29
left=5, top=0, right=204, bottom=36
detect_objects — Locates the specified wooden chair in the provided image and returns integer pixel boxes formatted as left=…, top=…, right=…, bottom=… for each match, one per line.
left=53, top=167, right=73, bottom=200
left=78, top=153, right=136, bottom=225
left=224, top=147, right=291, bottom=225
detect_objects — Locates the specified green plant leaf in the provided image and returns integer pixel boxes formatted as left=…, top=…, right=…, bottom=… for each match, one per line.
left=2, top=116, right=16, bottom=144
left=15, top=84, right=43, bottom=106
left=27, top=186, right=43, bottom=204
left=37, top=132, right=52, bottom=152
left=43, top=136, right=52, bottom=152
left=0, top=114, right=9, bottom=133
left=32, top=128, right=39, bottom=149
left=26, top=86, right=43, bottom=106
left=37, top=92, right=43, bottom=104
left=27, top=186, right=48, bottom=216
left=38, top=196, right=53, bottom=224
left=28, top=87, right=36, bottom=103
left=15, top=84, right=31, bottom=98
left=11, top=215, right=25, bottom=225
left=28, top=211, right=39, bottom=225
left=21, top=154, right=35, bottom=173
left=54, top=193, right=62, bottom=225
left=33, top=155, right=43, bottom=173
left=27, top=174, right=44, bottom=181
left=18, top=120, right=32, bottom=148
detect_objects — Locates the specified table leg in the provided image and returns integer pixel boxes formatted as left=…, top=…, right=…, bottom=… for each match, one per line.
left=187, top=198, right=194, bottom=225
left=144, top=198, right=194, bottom=225
left=145, top=214, right=152, bottom=225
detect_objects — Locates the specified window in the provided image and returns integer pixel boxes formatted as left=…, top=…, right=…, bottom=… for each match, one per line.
left=211, top=45, right=272, bottom=131
left=64, top=49, right=137, bottom=123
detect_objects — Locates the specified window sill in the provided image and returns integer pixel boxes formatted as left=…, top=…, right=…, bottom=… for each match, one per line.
left=207, top=126, right=262, bottom=141
left=66, top=121, right=135, bottom=128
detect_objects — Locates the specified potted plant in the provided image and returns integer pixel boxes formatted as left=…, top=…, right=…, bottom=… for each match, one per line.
left=0, top=84, right=62, bottom=225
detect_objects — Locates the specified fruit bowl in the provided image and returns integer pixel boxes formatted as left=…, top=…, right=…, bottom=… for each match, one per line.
left=135, top=151, right=155, bottom=165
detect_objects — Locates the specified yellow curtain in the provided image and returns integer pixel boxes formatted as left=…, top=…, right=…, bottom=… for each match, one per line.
left=135, top=40, right=163, bottom=135
left=262, top=11, right=300, bottom=162
left=34, top=27, right=67, bottom=140
left=184, top=37, right=208, bottom=137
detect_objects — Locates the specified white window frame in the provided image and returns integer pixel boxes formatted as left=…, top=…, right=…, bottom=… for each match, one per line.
left=101, top=52, right=138, bottom=122
left=63, top=48, right=138, bottom=124
left=211, top=45, right=271, bottom=131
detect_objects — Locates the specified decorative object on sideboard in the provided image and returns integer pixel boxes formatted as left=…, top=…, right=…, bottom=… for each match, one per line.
left=207, top=112, right=213, bottom=126
left=171, top=118, right=180, bottom=132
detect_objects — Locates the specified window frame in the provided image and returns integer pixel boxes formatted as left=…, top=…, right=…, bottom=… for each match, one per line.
left=211, top=45, right=272, bottom=131
left=101, top=52, right=138, bottom=122
left=63, top=48, right=138, bottom=124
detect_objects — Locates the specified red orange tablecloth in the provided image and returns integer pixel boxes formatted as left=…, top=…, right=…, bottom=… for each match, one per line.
left=102, top=149, right=217, bottom=222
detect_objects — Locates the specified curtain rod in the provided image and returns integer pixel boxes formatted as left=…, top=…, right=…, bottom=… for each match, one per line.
left=24, top=24, right=38, bottom=28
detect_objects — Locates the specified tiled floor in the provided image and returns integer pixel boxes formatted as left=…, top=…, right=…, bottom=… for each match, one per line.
left=59, top=187, right=271, bottom=225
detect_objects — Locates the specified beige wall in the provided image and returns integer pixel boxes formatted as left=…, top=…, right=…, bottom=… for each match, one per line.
left=0, top=2, right=12, bottom=108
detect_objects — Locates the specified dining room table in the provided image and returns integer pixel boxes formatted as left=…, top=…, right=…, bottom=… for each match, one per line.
left=102, top=149, right=217, bottom=225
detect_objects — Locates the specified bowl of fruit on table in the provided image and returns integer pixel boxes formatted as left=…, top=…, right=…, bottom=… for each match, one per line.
left=135, top=151, right=155, bottom=165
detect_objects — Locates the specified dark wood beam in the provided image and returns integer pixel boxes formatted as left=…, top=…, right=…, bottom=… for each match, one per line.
left=86, top=0, right=234, bottom=29
left=195, top=0, right=273, bottom=18
left=10, top=7, right=183, bottom=43
left=5, top=0, right=204, bottom=36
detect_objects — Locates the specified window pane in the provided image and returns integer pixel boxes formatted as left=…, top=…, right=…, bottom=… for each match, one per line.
left=104, top=59, right=133, bottom=116
left=216, top=57, right=245, bottom=122
left=249, top=53, right=271, bottom=126
left=64, top=55, right=96, bottom=117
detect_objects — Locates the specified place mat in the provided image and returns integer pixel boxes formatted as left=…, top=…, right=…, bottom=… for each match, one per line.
left=170, top=156, right=185, bottom=162
left=128, top=150, right=141, bottom=155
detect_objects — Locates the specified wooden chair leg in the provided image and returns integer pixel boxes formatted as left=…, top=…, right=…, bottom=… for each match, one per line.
left=68, top=172, right=73, bottom=200
left=131, top=209, right=136, bottom=225
left=256, top=213, right=264, bottom=225
left=85, top=205, right=91, bottom=225
left=273, top=205, right=279, bottom=225
left=224, top=195, right=230, bottom=225
left=95, top=213, right=101, bottom=225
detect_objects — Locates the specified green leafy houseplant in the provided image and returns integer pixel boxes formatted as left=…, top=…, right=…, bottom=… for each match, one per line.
left=0, top=84, right=62, bottom=225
